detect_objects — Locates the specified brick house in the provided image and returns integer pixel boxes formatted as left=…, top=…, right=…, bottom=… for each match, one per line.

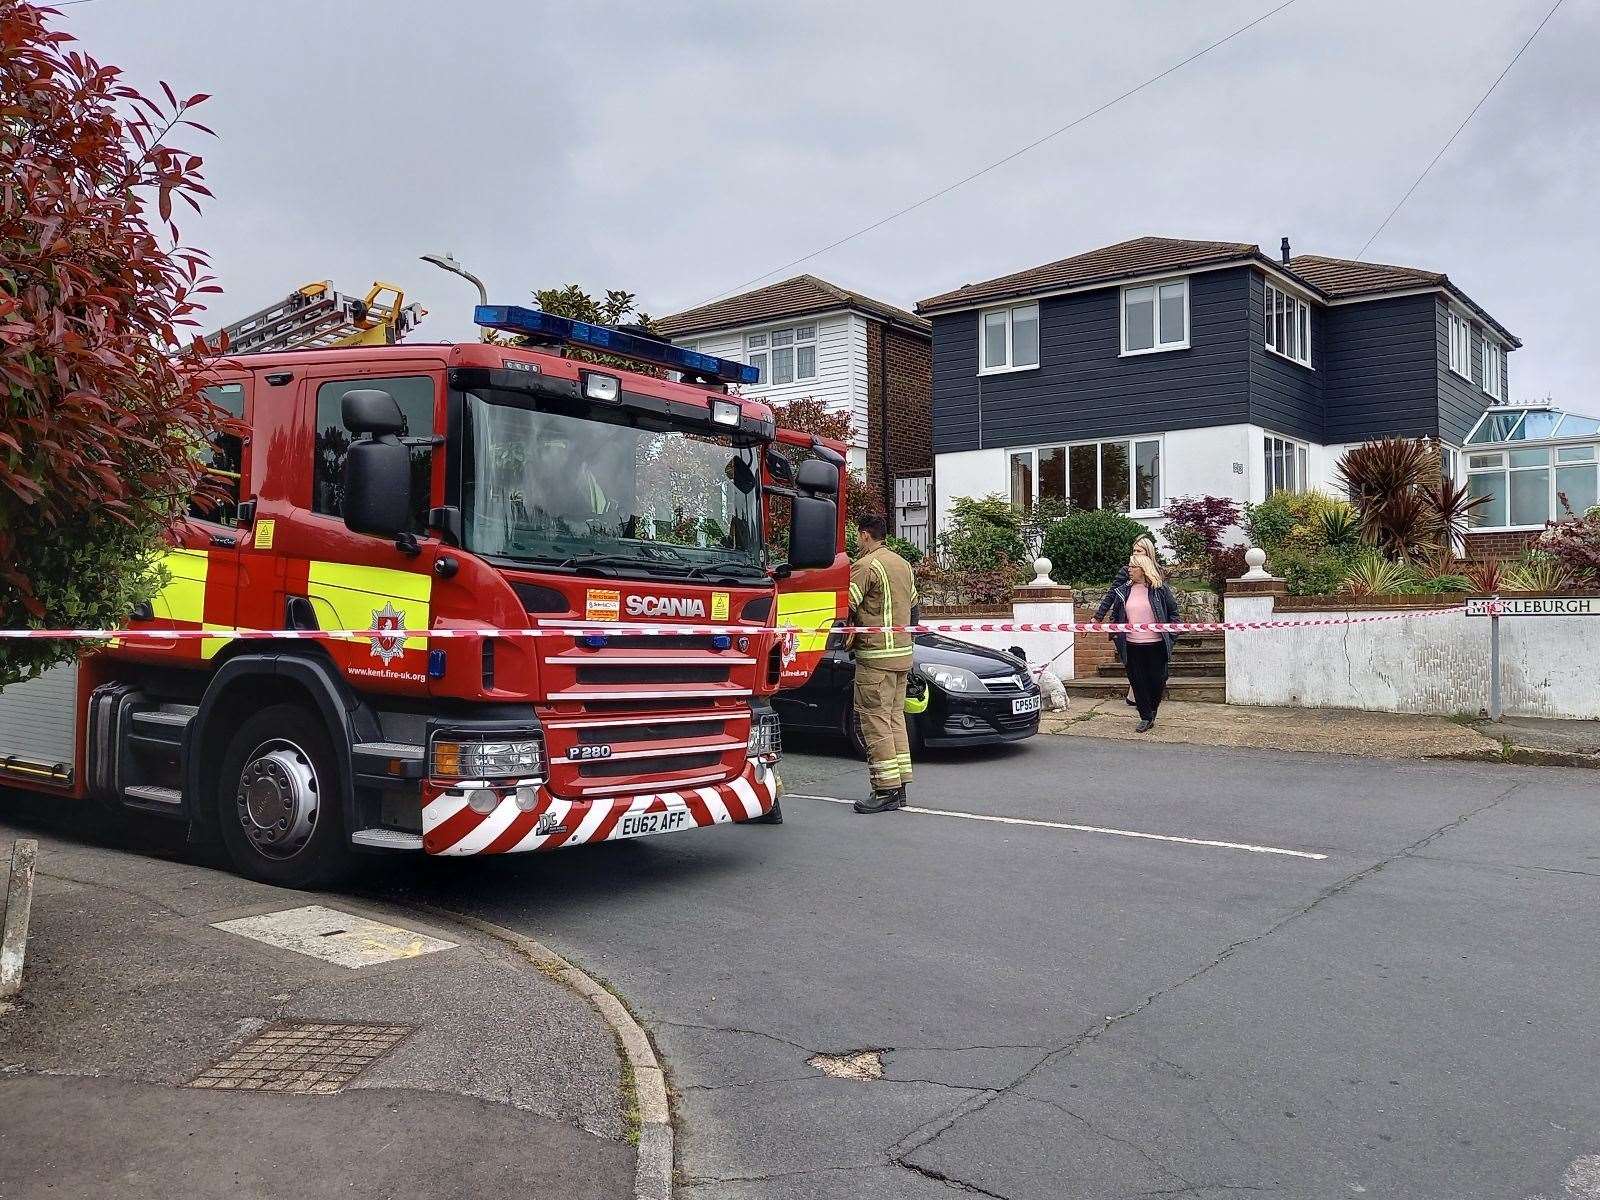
left=656, top=275, right=935, bottom=548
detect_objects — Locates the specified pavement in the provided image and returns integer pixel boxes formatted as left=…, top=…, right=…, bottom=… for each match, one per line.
left=0, top=804, right=634, bottom=1200
left=365, top=732, right=1600, bottom=1200
left=1044, top=697, right=1600, bottom=767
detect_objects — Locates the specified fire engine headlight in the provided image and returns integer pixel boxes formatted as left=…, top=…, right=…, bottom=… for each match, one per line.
left=711, top=397, right=741, bottom=427
left=746, top=708, right=782, bottom=763
left=430, top=732, right=546, bottom=782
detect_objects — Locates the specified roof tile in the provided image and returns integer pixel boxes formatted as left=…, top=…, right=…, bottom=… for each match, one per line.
left=655, top=275, right=928, bottom=338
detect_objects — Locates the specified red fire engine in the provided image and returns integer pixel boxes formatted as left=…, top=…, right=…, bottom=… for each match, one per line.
left=0, top=302, right=849, bottom=887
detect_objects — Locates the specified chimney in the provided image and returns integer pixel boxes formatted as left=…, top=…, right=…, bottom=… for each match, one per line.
left=1280, top=237, right=1291, bottom=265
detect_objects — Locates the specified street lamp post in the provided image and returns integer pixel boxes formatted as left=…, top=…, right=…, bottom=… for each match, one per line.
left=419, top=253, right=490, bottom=339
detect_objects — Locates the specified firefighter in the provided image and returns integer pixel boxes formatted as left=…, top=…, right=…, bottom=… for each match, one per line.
left=848, top=512, right=919, bottom=814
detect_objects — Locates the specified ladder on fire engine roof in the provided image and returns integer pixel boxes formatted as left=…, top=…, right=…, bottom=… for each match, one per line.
left=207, top=281, right=427, bottom=355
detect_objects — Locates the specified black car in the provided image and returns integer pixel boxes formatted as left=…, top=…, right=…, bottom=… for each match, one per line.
left=773, top=631, right=1043, bottom=752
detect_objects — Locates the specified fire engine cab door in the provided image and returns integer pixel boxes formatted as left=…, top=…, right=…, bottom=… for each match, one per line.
left=766, top=429, right=850, bottom=689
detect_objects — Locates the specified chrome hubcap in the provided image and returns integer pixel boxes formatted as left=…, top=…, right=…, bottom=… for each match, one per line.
left=236, top=740, right=319, bottom=860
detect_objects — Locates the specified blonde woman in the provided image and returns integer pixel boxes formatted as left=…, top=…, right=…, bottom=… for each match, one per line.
left=1100, top=550, right=1180, bottom=731
left=1095, top=536, right=1161, bottom=707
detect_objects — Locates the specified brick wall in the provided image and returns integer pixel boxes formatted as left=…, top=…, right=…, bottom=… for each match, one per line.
left=1463, top=530, right=1540, bottom=560
left=864, top=319, right=933, bottom=530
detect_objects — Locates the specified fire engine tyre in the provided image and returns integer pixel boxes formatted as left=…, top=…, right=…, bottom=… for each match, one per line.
left=216, top=704, right=353, bottom=888
left=749, top=795, right=784, bottom=825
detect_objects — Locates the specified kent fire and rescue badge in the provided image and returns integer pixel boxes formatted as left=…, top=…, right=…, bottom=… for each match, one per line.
left=369, top=601, right=407, bottom=666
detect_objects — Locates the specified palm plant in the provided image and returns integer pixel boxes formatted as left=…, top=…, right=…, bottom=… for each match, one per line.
left=1463, top=558, right=1506, bottom=593
left=1317, top=502, right=1361, bottom=548
left=1502, top=553, right=1572, bottom=593
left=1341, top=552, right=1414, bottom=596
left=1335, top=438, right=1487, bottom=563
left=1422, top=477, right=1492, bottom=550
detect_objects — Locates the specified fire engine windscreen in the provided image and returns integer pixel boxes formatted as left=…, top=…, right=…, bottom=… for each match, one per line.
left=461, top=390, right=765, bottom=577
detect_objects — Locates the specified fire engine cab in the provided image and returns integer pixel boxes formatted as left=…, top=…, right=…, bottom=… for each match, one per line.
left=0, top=305, right=849, bottom=887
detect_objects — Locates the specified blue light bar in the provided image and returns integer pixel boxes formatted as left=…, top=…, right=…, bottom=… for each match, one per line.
left=475, top=304, right=759, bottom=386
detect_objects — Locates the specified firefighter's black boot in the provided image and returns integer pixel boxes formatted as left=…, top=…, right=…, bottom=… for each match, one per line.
left=853, top=789, right=901, bottom=815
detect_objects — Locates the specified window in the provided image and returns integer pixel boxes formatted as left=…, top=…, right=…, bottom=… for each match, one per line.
left=1469, top=444, right=1599, bottom=529
left=1481, top=339, right=1504, bottom=400
left=1448, top=311, right=1472, bottom=379
left=190, top=382, right=246, bottom=527
left=1263, top=433, right=1310, bottom=497
left=979, top=303, right=1039, bottom=373
left=1009, top=437, right=1162, bottom=514
left=1264, top=281, right=1312, bottom=366
left=745, top=323, right=817, bottom=386
left=1121, top=279, right=1188, bottom=355
left=314, top=375, right=436, bottom=533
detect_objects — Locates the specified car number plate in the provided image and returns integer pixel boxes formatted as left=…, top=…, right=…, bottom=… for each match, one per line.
left=617, top=808, right=690, bottom=840
left=1012, top=695, right=1041, bottom=715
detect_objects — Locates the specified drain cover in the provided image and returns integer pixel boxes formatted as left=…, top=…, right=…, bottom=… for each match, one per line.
left=211, top=905, right=455, bottom=969
left=188, top=1022, right=414, bottom=1094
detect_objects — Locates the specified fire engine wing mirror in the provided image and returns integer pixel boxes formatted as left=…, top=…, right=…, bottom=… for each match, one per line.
left=341, top=390, right=412, bottom=539
left=789, top=495, right=837, bottom=569
left=795, top=458, right=838, bottom=496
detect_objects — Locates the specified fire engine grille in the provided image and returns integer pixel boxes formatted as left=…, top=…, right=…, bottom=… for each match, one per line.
left=583, top=633, right=728, bottom=651
left=575, top=664, right=730, bottom=686
left=578, top=750, right=724, bottom=779
left=576, top=720, right=724, bottom=745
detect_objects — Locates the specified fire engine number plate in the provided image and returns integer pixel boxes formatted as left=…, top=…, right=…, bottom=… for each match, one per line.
left=617, top=808, right=691, bottom=840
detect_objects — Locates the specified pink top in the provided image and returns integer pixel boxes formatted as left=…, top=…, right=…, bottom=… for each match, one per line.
left=1124, top=584, right=1162, bottom=643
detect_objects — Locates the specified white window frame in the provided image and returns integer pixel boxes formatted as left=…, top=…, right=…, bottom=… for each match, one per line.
left=1119, top=277, right=1189, bottom=357
left=1447, top=310, right=1473, bottom=380
left=1466, top=443, right=1599, bottom=531
left=978, top=303, right=1040, bottom=375
left=1439, top=445, right=1459, bottom=486
left=744, top=322, right=818, bottom=388
left=1008, top=435, right=1164, bottom=516
left=1264, top=280, right=1313, bottom=368
left=1263, top=432, right=1310, bottom=498
left=1480, top=338, right=1503, bottom=400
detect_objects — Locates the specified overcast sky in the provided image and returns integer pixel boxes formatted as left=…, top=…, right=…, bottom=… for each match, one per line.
left=69, top=0, right=1599, bottom=415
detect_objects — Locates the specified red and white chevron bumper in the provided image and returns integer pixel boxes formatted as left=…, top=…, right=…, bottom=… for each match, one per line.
left=420, top=762, right=778, bottom=856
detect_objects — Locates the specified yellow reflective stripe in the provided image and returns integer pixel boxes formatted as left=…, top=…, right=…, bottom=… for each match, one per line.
left=154, top=549, right=209, bottom=625
left=858, top=647, right=912, bottom=661
left=848, top=581, right=863, bottom=605
left=775, top=588, right=836, bottom=653
left=871, top=559, right=904, bottom=653
left=306, top=560, right=433, bottom=650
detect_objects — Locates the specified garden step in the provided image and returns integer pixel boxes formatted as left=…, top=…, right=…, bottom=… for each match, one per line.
left=1095, top=662, right=1224, bottom=679
left=1063, top=676, right=1226, bottom=703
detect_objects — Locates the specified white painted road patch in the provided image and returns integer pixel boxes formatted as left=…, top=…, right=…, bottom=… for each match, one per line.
left=786, top=794, right=1329, bottom=861
left=212, top=905, right=456, bottom=968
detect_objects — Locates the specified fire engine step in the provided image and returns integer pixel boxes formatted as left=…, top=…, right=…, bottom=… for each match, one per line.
left=123, top=784, right=182, bottom=807
left=350, top=828, right=424, bottom=851
left=129, top=707, right=196, bottom=731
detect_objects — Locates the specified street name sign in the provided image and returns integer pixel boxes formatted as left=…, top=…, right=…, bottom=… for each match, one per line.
left=1465, top=596, right=1598, bottom=617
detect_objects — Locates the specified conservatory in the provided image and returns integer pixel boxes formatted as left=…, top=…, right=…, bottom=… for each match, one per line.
left=1464, top=404, right=1600, bottom=530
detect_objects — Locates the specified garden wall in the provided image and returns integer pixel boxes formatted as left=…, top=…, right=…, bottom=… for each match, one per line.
left=921, top=588, right=1077, bottom=682
left=1225, top=587, right=1600, bottom=719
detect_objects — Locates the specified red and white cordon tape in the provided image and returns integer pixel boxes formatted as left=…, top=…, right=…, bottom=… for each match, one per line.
left=0, top=609, right=1461, bottom=642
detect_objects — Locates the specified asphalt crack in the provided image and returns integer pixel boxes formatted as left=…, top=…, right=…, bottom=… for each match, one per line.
left=886, top=779, right=1528, bottom=1195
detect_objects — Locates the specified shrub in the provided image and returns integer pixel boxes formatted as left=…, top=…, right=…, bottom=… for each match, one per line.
left=1537, top=507, right=1600, bottom=585
left=939, top=494, right=1026, bottom=573
left=1243, top=491, right=1334, bottom=554
left=913, top=559, right=1015, bottom=608
left=884, top=534, right=923, bottom=565
left=1161, top=495, right=1241, bottom=566
left=2, top=4, right=224, bottom=685
left=1317, top=502, right=1361, bottom=548
left=1040, top=508, right=1149, bottom=585
left=1464, top=558, right=1506, bottom=592
left=1335, top=437, right=1488, bottom=562
left=1341, top=552, right=1413, bottom=597
left=1272, top=544, right=1361, bottom=596
left=1208, top=544, right=1250, bottom=592
left=1503, top=552, right=1572, bottom=593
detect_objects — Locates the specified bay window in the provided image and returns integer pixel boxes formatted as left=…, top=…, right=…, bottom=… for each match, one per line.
left=1263, top=433, right=1309, bottom=497
left=1008, top=437, right=1162, bottom=514
left=980, top=303, right=1040, bottom=373
left=1121, top=278, right=1188, bottom=355
left=1264, top=281, right=1312, bottom=366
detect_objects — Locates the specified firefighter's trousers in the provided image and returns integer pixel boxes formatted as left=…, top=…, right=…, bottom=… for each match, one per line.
left=854, top=663, right=913, bottom=792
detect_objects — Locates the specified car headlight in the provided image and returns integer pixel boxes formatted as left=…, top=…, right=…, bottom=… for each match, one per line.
left=747, top=707, right=782, bottom=763
left=431, top=732, right=546, bottom=782
left=917, top=664, right=985, bottom=693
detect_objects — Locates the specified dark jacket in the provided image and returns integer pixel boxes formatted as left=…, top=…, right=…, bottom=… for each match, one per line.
left=1097, top=578, right=1181, bottom=653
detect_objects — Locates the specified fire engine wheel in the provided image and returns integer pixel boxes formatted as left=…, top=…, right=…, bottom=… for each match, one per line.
left=216, top=704, right=352, bottom=888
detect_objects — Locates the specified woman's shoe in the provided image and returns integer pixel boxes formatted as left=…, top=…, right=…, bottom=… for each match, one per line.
left=1135, top=719, right=1154, bottom=733
left=1124, top=695, right=1137, bottom=707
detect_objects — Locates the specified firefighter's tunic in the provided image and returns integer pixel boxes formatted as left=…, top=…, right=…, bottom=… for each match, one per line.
left=849, top=543, right=918, bottom=792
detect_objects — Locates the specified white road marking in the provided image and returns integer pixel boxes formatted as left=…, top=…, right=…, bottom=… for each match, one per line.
left=785, top=793, right=1328, bottom=861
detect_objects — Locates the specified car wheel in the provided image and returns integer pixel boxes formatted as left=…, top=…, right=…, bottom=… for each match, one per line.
left=215, top=703, right=353, bottom=889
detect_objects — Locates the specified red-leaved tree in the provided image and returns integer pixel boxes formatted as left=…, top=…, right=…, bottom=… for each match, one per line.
left=1, top=0, right=223, bottom=684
